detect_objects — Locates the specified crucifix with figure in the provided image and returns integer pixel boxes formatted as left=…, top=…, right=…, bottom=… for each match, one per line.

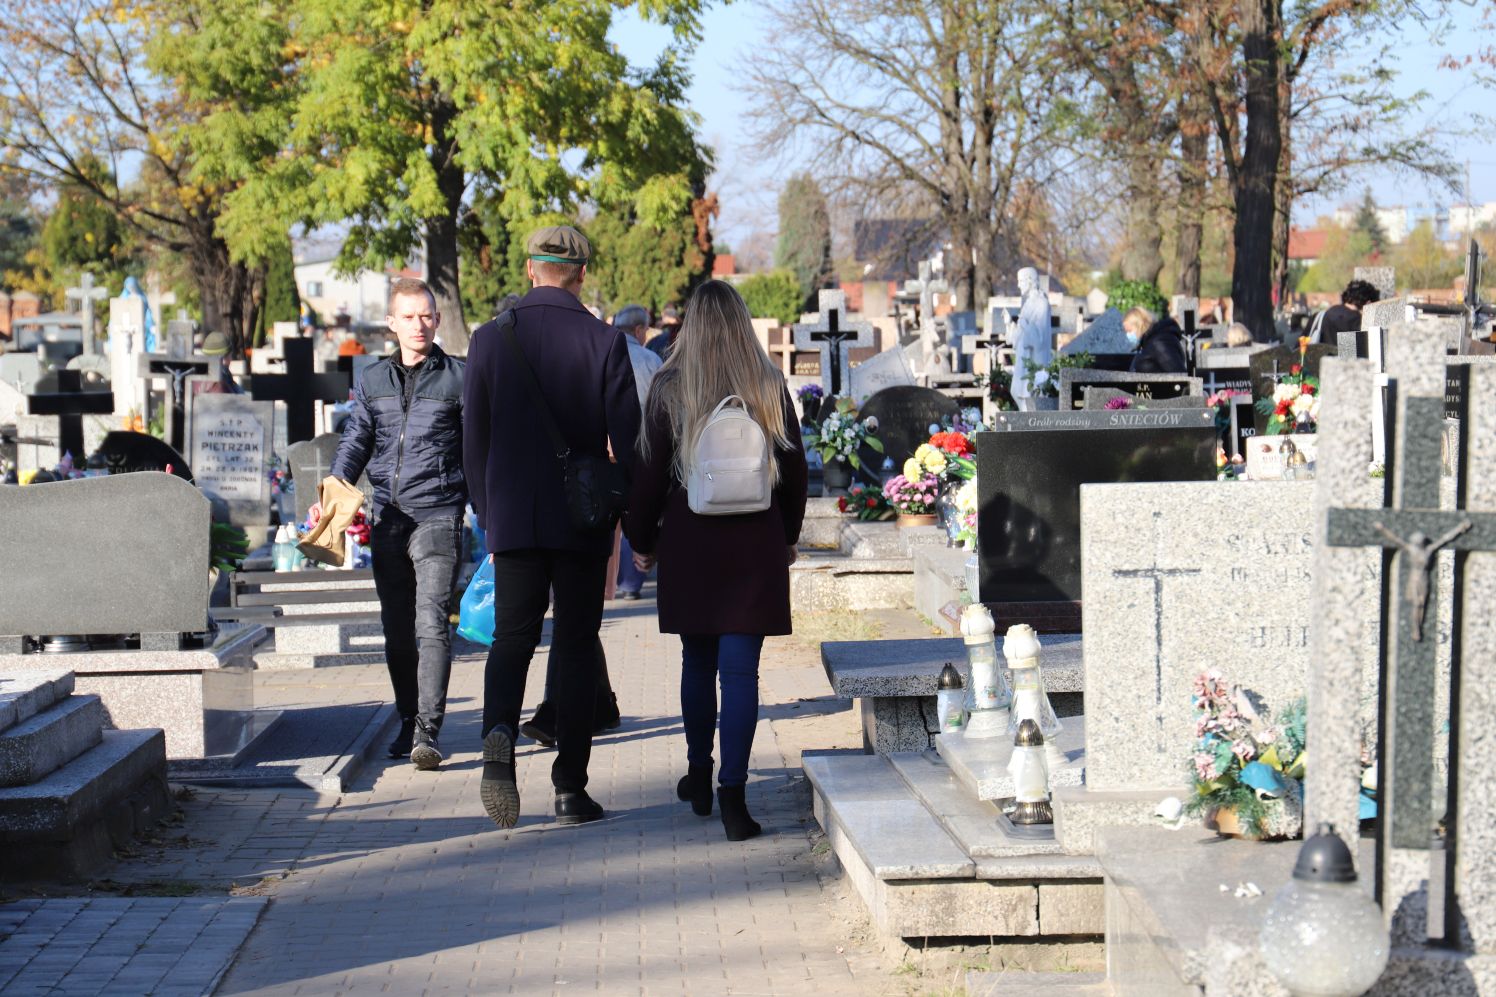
left=250, top=336, right=350, bottom=445
left=792, top=290, right=873, bottom=398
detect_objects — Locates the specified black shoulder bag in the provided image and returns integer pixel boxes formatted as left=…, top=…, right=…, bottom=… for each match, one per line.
left=497, top=311, right=628, bottom=533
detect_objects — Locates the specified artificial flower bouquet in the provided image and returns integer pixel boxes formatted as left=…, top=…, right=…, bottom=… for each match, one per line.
left=837, top=480, right=895, bottom=521
left=795, top=383, right=824, bottom=419
left=904, top=432, right=975, bottom=485
left=1183, top=670, right=1306, bottom=839
left=805, top=397, right=883, bottom=470
left=882, top=473, right=940, bottom=516
left=951, top=477, right=979, bottom=548
left=1255, top=336, right=1320, bottom=434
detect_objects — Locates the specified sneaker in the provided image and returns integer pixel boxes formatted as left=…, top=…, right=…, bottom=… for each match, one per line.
left=519, top=703, right=556, bottom=747
left=388, top=717, right=415, bottom=759
left=618, top=590, right=641, bottom=600
left=411, top=727, right=443, bottom=771
left=480, top=725, right=520, bottom=828
left=554, top=790, right=605, bottom=825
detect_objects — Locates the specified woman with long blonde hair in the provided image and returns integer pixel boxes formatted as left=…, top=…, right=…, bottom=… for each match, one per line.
left=625, top=280, right=808, bottom=840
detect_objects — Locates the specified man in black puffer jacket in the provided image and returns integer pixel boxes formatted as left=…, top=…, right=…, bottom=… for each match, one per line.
left=324, top=277, right=467, bottom=771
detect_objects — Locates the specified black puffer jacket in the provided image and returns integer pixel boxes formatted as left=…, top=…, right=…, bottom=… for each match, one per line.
left=1130, top=318, right=1189, bottom=374
left=331, top=345, right=466, bottom=518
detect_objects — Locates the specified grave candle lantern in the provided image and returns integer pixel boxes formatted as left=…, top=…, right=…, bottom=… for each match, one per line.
left=960, top=603, right=1011, bottom=738
left=936, top=662, right=966, bottom=733
left=1259, top=823, right=1388, bottom=997
left=1006, top=719, right=1053, bottom=825
left=1004, top=623, right=1064, bottom=767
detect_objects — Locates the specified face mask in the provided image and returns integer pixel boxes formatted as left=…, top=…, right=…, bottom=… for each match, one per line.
left=1125, top=332, right=1140, bottom=346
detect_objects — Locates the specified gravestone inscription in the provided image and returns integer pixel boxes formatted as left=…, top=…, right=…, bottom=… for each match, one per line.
left=191, top=394, right=273, bottom=525
left=1057, top=368, right=1202, bottom=410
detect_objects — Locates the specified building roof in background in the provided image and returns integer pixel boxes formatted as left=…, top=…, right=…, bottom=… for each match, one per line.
left=711, top=254, right=735, bottom=278
left=852, top=218, right=943, bottom=281
left=1288, top=227, right=1328, bottom=260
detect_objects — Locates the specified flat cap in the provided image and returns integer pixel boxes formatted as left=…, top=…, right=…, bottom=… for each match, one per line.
left=201, top=332, right=229, bottom=356
left=527, top=225, right=590, bottom=265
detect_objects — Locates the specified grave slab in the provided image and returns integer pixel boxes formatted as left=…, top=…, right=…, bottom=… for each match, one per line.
left=0, top=670, right=75, bottom=732
left=1058, top=369, right=1202, bottom=411
left=0, top=695, right=104, bottom=787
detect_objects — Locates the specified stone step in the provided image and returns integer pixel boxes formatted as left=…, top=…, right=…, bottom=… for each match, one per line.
left=790, top=554, right=914, bottom=611
left=937, top=717, right=1088, bottom=802
left=0, top=669, right=74, bottom=734
left=0, top=728, right=166, bottom=838
left=887, top=751, right=1065, bottom=859
left=0, top=695, right=105, bottom=787
left=804, top=752, right=975, bottom=880
left=965, top=971, right=1110, bottom=996
left=1051, top=785, right=1176, bottom=856
left=270, top=618, right=383, bottom=656
left=804, top=751, right=1105, bottom=940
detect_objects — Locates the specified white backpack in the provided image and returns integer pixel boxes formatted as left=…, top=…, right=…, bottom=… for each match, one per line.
left=685, top=395, right=772, bottom=515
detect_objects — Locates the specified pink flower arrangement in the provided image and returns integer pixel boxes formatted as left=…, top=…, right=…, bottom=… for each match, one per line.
left=882, top=473, right=940, bottom=515
left=1103, top=396, right=1131, bottom=411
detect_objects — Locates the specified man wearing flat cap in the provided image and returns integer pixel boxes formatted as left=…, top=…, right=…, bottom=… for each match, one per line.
left=463, top=224, right=640, bottom=828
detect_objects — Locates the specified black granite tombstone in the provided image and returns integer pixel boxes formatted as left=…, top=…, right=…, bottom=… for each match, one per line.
left=855, top=385, right=958, bottom=480
left=1247, top=343, right=1336, bottom=434
left=1062, top=373, right=1196, bottom=410
left=976, top=411, right=1217, bottom=602
left=91, top=431, right=194, bottom=481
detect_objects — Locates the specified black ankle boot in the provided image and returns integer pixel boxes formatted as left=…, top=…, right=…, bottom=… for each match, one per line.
left=717, top=785, right=761, bottom=841
left=676, top=763, right=713, bottom=817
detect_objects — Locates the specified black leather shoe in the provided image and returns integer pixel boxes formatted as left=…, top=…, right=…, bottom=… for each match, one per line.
left=554, top=791, right=605, bottom=825
left=388, top=718, right=415, bottom=759
left=519, top=703, right=556, bottom=747
left=480, top=726, right=520, bottom=828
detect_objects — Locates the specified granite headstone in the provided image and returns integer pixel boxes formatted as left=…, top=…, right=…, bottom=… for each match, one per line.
left=1058, top=369, right=1202, bottom=411
left=1248, top=343, right=1336, bottom=434
left=190, top=393, right=273, bottom=526
left=286, top=432, right=371, bottom=525
left=1060, top=309, right=1130, bottom=356
left=855, top=385, right=958, bottom=480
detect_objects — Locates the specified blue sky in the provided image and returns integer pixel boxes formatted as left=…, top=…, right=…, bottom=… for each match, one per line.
left=611, top=2, right=1495, bottom=247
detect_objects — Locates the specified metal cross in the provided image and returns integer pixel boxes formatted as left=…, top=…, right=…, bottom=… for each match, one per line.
left=250, top=337, right=350, bottom=444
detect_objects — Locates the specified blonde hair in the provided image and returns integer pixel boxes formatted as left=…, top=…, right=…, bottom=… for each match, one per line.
left=1123, top=307, right=1154, bottom=336
left=639, top=280, right=792, bottom=484
left=1225, top=322, right=1253, bottom=347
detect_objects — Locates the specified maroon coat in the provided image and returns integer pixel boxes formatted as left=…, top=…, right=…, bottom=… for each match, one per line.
left=626, top=391, right=808, bottom=636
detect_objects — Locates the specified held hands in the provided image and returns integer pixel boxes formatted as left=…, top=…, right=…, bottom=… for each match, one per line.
left=632, top=551, right=657, bottom=572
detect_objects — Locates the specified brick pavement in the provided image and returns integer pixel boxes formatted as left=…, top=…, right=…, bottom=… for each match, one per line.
left=87, top=595, right=904, bottom=996
left=0, top=897, right=268, bottom=996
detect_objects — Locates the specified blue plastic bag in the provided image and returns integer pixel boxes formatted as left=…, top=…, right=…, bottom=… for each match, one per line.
left=457, top=555, right=495, bottom=646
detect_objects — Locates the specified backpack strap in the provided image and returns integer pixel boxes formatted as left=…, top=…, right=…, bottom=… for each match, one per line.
left=708, top=394, right=747, bottom=419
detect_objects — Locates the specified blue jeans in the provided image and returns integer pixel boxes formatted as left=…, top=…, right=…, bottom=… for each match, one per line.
left=679, top=634, right=764, bottom=788
left=616, top=533, right=648, bottom=595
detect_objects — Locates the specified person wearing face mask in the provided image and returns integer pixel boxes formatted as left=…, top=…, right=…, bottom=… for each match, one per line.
left=1126, top=307, right=1189, bottom=373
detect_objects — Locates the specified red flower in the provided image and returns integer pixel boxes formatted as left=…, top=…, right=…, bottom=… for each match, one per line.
left=866, top=497, right=877, bottom=508
left=1302, top=384, right=1316, bottom=396
left=1290, top=364, right=1302, bottom=376
left=837, top=497, right=848, bottom=512
left=1274, top=402, right=1290, bottom=416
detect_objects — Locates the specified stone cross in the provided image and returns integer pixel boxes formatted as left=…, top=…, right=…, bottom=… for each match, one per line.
left=65, top=272, right=109, bottom=356
left=140, top=355, right=220, bottom=454
left=249, top=337, right=350, bottom=444
left=1109, top=511, right=1202, bottom=753
left=791, top=290, right=873, bottom=398
left=25, top=368, right=114, bottom=459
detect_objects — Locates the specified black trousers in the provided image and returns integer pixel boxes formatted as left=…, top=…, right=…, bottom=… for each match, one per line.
left=483, top=548, right=607, bottom=793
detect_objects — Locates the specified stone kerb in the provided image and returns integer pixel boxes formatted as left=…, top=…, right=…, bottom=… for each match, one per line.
left=0, top=473, right=209, bottom=643
left=1079, top=480, right=1326, bottom=792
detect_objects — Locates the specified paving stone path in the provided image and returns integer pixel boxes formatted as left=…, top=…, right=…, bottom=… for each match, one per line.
left=0, top=897, right=268, bottom=996
left=41, top=595, right=925, bottom=995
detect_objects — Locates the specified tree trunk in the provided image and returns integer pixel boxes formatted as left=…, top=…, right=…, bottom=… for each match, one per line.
left=1175, top=91, right=1207, bottom=298
left=1271, top=86, right=1294, bottom=312
left=1230, top=0, right=1283, bottom=342
left=188, top=225, right=263, bottom=360
left=427, top=106, right=470, bottom=354
left=1121, top=149, right=1165, bottom=284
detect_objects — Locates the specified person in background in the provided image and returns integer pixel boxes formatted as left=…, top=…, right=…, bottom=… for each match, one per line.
left=321, top=278, right=467, bottom=771
left=612, top=304, right=663, bottom=598
left=199, top=332, right=243, bottom=394
left=625, top=280, right=808, bottom=841
left=1129, top=313, right=1188, bottom=373
left=1122, top=307, right=1154, bottom=347
left=1309, top=279, right=1379, bottom=344
left=1225, top=323, right=1254, bottom=348
left=645, top=305, right=681, bottom=361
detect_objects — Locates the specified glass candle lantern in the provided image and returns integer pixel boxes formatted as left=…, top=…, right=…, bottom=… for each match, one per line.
left=960, top=603, right=1011, bottom=738
left=1260, top=823, right=1389, bottom=997
left=1003, top=623, right=1064, bottom=766
left=1006, top=719, right=1053, bottom=825
left=936, top=662, right=966, bottom=733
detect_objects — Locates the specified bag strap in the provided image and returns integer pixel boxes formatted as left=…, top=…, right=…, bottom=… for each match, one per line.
left=497, top=310, right=571, bottom=460
left=707, top=394, right=747, bottom=420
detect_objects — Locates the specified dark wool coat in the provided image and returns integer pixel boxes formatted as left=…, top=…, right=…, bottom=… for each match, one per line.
left=1130, top=318, right=1189, bottom=374
left=625, top=389, right=808, bottom=636
left=463, top=285, right=641, bottom=557
left=331, top=344, right=466, bottom=519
